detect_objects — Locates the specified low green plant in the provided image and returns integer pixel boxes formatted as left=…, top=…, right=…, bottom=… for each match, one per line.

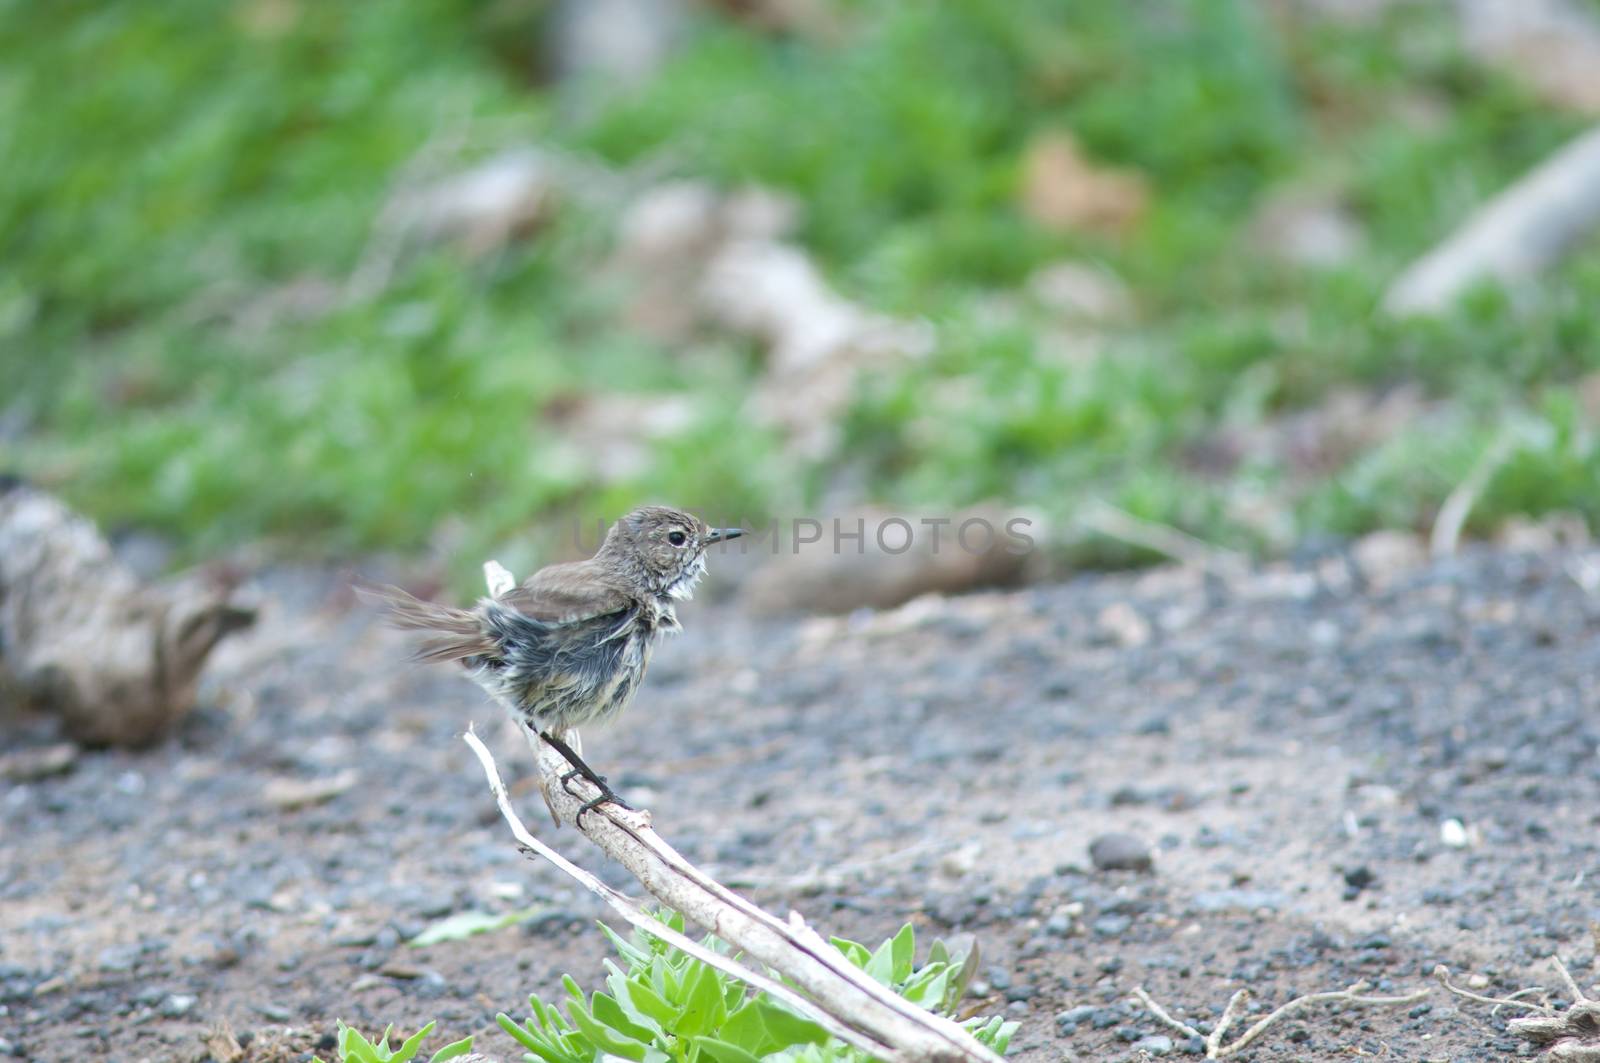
left=329, top=1020, right=474, bottom=1063
left=497, top=912, right=1017, bottom=1063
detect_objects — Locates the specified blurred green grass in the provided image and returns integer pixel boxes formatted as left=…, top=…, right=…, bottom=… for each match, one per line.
left=4, top=0, right=1598, bottom=576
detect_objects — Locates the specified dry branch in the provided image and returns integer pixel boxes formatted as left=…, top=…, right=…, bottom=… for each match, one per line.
left=1429, top=430, right=1517, bottom=558
left=1433, top=964, right=1550, bottom=1016
left=1132, top=980, right=1430, bottom=1060
left=1439, top=956, right=1600, bottom=1058
left=1383, top=123, right=1600, bottom=316
left=1079, top=500, right=1248, bottom=577
left=462, top=726, right=1002, bottom=1063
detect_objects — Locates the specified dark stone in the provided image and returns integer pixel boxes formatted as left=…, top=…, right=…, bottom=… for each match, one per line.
left=1089, top=833, right=1153, bottom=873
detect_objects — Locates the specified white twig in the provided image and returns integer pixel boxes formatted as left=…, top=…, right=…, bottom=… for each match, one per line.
left=1080, top=500, right=1248, bottom=576
left=462, top=728, right=1000, bottom=1063
left=1207, top=988, right=1249, bottom=1057
left=462, top=728, right=890, bottom=1058
left=1130, top=986, right=1201, bottom=1040
left=1429, top=430, right=1516, bottom=558
left=1552, top=954, right=1587, bottom=1004
left=1384, top=123, right=1600, bottom=316
left=1217, top=983, right=1429, bottom=1058
left=1133, top=980, right=1430, bottom=1059
left=1433, top=965, right=1552, bottom=1015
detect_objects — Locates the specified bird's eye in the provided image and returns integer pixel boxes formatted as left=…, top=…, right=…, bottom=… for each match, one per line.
left=668, top=530, right=687, bottom=546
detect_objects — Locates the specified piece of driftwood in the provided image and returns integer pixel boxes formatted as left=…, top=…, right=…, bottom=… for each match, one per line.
left=0, top=480, right=254, bottom=746
left=1383, top=124, right=1600, bottom=316
left=462, top=726, right=1002, bottom=1063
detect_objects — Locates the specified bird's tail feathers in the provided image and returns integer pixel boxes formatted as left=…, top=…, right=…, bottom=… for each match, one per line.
left=356, top=583, right=497, bottom=663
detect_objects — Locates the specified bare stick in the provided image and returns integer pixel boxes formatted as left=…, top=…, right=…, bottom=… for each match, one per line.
left=1130, top=986, right=1201, bottom=1041
left=1433, top=965, right=1551, bottom=1015
left=1384, top=123, right=1600, bottom=316
left=1080, top=500, right=1248, bottom=576
left=1207, top=989, right=1249, bottom=1057
left=1552, top=955, right=1587, bottom=1004
left=1429, top=430, right=1516, bottom=558
left=462, top=728, right=891, bottom=1058
left=1216, top=983, right=1429, bottom=1059
left=1133, top=981, right=1429, bottom=1060
left=463, top=727, right=1000, bottom=1063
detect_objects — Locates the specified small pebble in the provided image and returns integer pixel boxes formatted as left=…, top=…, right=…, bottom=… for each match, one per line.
left=1136, top=1034, right=1174, bottom=1056
left=1092, top=914, right=1132, bottom=937
left=1090, top=1007, right=1122, bottom=1029
left=159, top=994, right=196, bottom=1017
left=1089, top=833, right=1153, bottom=873
left=1059, top=1005, right=1097, bottom=1026
left=96, top=946, right=141, bottom=973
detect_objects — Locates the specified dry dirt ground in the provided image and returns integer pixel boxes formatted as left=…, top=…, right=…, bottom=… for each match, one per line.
left=5, top=543, right=1600, bottom=1062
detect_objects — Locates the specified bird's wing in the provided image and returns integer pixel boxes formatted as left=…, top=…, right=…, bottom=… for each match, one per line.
left=496, top=560, right=633, bottom=624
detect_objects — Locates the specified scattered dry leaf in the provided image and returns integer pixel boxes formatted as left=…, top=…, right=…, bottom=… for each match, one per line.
left=1019, top=131, right=1147, bottom=236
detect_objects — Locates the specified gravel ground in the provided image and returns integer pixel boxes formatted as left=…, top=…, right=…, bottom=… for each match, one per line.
left=4, top=543, right=1600, bottom=1061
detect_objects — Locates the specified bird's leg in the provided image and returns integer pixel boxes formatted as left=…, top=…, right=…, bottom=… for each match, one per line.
left=538, top=731, right=634, bottom=818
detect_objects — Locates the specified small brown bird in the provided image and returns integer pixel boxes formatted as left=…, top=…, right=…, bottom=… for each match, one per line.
left=369, top=506, right=741, bottom=817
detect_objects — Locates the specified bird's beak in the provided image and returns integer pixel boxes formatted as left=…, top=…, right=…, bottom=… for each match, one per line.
left=706, top=528, right=744, bottom=544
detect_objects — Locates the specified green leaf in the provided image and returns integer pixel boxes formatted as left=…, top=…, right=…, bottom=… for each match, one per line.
left=863, top=938, right=896, bottom=986
left=950, top=939, right=981, bottom=1007
left=338, top=1023, right=382, bottom=1063
left=927, top=939, right=950, bottom=967
left=601, top=922, right=653, bottom=969
left=564, top=999, right=651, bottom=1061
left=901, top=966, right=951, bottom=1011
left=716, top=1001, right=774, bottom=1055
left=527, top=994, right=572, bottom=1035
left=750, top=1000, right=829, bottom=1048
left=497, top=1014, right=585, bottom=1063
left=427, top=1037, right=475, bottom=1063
left=888, top=923, right=916, bottom=984
left=829, top=937, right=871, bottom=968
left=690, top=1036, right=762, bottom=1063
left=590, top=991, right=658, bottom=1045
left=611, top=974, right=679, bottom=1030
left=651, top=955, right=680, bottom=1001
left=392, top=1021, right=436, bottom=1063
left=409, top=908, right=544, bottom=947
left=675, top=962, right=729, bottom=1038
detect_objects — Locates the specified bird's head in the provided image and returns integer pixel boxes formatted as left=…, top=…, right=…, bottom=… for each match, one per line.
left=599, top=506, right=743, bottom=600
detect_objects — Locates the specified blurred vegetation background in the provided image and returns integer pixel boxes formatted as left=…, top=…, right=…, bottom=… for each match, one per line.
left=5, top=0, right=1600, bottom=582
